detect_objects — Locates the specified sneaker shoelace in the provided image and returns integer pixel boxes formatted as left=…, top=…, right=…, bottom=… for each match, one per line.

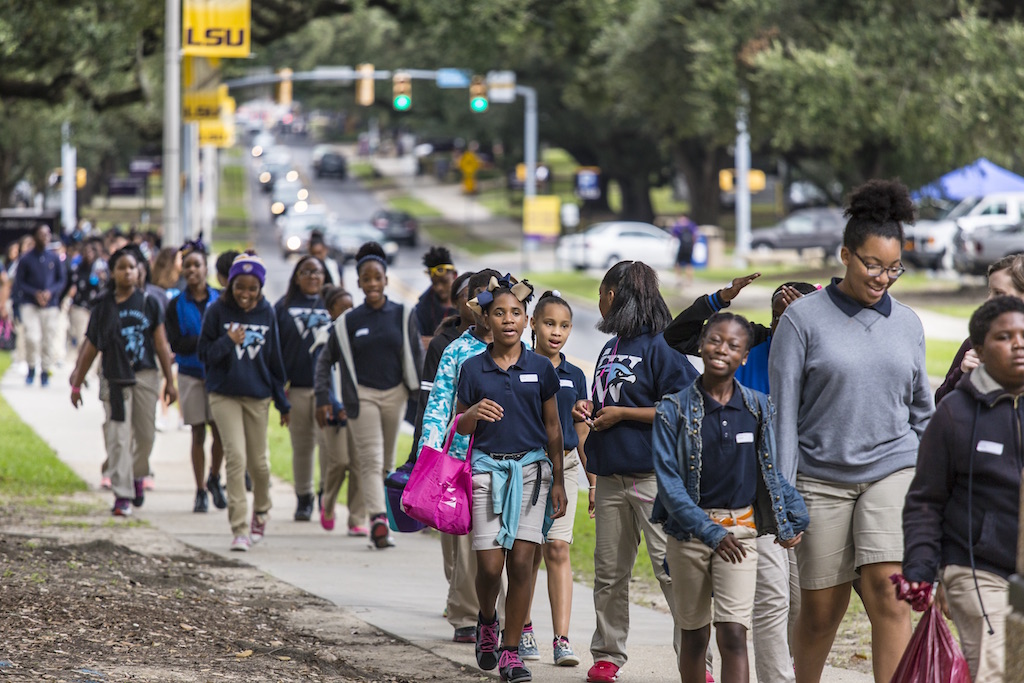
left=499, top=649, right=525, bottom=670
left=479, top=621, right=499, bottom=653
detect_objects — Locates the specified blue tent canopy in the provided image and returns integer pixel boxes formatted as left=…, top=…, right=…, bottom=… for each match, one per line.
left=914, top=158, right=1024, bottom=201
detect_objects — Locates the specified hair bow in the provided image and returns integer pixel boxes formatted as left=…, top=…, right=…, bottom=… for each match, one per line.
left=179, top=234, right=207, bottom=255
left=467, top=273, right=535, bottom=315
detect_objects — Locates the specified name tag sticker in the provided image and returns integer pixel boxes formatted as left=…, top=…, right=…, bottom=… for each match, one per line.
left=559, top=379, right=575, bottom=388
left=355, top=328, right=370, bottom=338
left=520, top=373, right=539, bottom=383
left=736, top=432, right=754, bottom=444
left=977, top=440, right=1004, bottom=455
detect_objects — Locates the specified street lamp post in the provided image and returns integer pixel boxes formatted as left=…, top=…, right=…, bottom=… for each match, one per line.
left=163, top=0, right=182, bottom=246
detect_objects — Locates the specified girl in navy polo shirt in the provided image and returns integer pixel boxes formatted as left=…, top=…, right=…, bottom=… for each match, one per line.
left=456, top=282, right=568, bottom=683
left=520, top=290, right=592, bottom=667
left=314, top=242, right=421, bottom=549
left=165, top=240, right=224, bottom=513
left=275, top=255, right=332, bottom=522
left=199, top=252, right=291, bottom=552
left=578, top=260, right=698, bottom=683
left=652, top=312, right=807, bottom=683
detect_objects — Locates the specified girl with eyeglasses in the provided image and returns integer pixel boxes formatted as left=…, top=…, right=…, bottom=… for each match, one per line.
left=768, top=179, right=934, bottom=683
left=276, top=255, right=333, bottom=522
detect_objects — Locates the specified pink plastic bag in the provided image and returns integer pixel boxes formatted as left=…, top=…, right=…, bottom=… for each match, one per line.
left=400, top=417, right=473, bottom=535
left=890, top=576, right=971, bottom=683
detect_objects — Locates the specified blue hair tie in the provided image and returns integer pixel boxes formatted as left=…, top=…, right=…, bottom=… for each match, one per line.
left=357, top=254, right=388, bottom=271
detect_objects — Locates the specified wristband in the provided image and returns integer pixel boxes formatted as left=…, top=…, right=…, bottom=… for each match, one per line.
left=71, top=386, right=81, bottom=394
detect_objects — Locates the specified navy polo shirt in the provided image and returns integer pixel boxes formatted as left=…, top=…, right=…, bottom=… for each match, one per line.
left=457, top=343, right=560, bottom=455
left=826, top=277, right=892, bottom=317
left=345, top=298, right=404, bottom=390
left=554, top=355, right=588, bottom=451
left=698, top=380, right=759, bottom=510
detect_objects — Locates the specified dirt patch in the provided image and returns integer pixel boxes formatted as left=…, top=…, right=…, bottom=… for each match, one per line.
left=0, top=499, right=486, bottom=682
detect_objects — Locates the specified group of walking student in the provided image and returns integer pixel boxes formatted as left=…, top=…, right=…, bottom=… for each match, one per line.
left=52, top=177, right=1021, bottom=683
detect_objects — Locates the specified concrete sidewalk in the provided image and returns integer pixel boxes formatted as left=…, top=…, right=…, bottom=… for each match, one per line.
left=2, top=356, right=872, bottom=683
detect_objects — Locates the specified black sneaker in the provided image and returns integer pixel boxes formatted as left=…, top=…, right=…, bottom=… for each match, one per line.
left=475, top=613, right=500, bottom=671
left=370, top=515, right=394, bottom=549
left=498, top=647, right=532, bottom=682
left=132, top=478, right=145, bottom=507
left=294, top=493, right=315, bottom=521
left=206, top=472, right=227, bottom=510
left=193, top=489, right=209, bottom=513
left=245, top=471, right=253, bottom=492
left=25, top=368, right=35, bottom=385
left=40, top=371, right=49, bottom=387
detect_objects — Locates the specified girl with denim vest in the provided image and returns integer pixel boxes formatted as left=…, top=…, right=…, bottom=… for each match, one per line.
left=456, top=281, right=567, bottom=683
left=165, top=240, right=224, bottom=512
left=652, top=312, right=808, bottom=683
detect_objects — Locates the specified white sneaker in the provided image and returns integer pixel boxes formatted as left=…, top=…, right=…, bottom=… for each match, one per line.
left=230, top=536, right=251, bottom=552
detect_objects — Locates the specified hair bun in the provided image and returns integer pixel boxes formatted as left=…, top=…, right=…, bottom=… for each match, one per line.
left=844, top=179, right=914, bottom=225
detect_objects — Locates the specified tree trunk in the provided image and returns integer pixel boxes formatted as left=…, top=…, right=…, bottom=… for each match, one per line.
left=615, top=173, right=654, bottom=222
left=673, top=139, right=722, bottom=226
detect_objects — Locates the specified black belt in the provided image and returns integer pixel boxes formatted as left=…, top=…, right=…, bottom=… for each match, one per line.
left=491, top=451, right=529, bottom=461
left=489, top=451, right=543, bottom=507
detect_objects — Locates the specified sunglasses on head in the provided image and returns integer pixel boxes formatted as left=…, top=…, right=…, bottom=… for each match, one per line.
left=428, top=264, right=456, bottom=277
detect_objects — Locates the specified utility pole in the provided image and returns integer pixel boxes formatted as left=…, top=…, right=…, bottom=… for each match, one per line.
left=734, top=88, right=751, bottom=264
left=516, top=85, right=537, bottom=198
left=61, top=122, right=76, bottom=233
left=163, top=0, right=182, bottom=245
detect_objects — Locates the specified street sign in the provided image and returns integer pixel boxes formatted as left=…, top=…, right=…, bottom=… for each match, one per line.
left=575, top=167, right=601, bottom=200
left=524, top=196, right=561, bottom=238
left=486, top=70, right=516, bottom=103
left=436, top=68, right=471, bottom=89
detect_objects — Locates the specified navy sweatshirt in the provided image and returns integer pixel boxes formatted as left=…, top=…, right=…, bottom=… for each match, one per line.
left=903, top=366, right=1022, bottom=583
left=198, top=296, right=290, bottom=414
left=275, top=292, right=332, bottom=388
left=587, top=329, right=698, bottom=476
left=15, top=248, right=66, bottom=307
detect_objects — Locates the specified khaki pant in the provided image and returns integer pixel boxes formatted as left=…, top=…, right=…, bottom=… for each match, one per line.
left=943, top=565, right=1010, bottom=683
left=591, top=472, right=680, bottom=667
left=69, top=304, right=91, bottom=350
left=20, top=303, right=59, bottom=372
left=753, top=537, right=800, bottom=683
left=287, top=387, right=324, bottom=496
left=320, top=423, right=365, bottom=527
left=100, top=370, right=160, bottom=500
left=347, top=383, right=407, bottom=518
left=209, top=393, right=273, bottom=537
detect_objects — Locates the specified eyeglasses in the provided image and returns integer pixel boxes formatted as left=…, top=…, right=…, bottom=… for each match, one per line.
left=854, top=252, right=905, bottom=280
left=428, top=264, right=456, bottom=277
left=298, top=268, right=324, bottom=278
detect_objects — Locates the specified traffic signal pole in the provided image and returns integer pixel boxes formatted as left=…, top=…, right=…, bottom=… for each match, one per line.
left=163, top=0, right=182, bottom=246
left=517, top=85, right=537, bottom=198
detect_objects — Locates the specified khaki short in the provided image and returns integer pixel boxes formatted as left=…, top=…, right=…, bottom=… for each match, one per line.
left=178, top=374, right=213, bottom=426
left=472, top=460, right=551, bottom=551
left=545, top=450, right=580, bottom=544
left=665, top=514, right=759, bottom=630
left=795, top=468, right=914, bottom=590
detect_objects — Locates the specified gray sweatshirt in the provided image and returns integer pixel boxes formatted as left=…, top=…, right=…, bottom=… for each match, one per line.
left=768, top=284, right=934, bottom=484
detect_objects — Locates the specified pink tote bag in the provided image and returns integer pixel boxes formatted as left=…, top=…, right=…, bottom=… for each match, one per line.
left=401, top=416, right=473, bottom=535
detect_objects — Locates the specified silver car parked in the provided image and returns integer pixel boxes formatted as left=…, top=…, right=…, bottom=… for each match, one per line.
left=952, top=222, right=1024, bottom=276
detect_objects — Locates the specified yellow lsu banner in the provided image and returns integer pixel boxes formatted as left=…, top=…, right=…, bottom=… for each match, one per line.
left=182, top=0, right=250, bottom=58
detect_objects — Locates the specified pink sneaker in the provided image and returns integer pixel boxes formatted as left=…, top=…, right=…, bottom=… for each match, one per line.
left=706, top=672, right=716, bottom=683
left=320, top=514, right=335, bottom=531
left=587, top=661, right=620, bottom=683
left=100, top=477, right=112, bottom=490
left=142, top=476, right=155, bottom=491
left=347, top=525, right=368, bottom=537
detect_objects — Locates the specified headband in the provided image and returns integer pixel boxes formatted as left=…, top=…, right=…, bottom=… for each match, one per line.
left=455, top=277, right=472, bottom=298
left=357, top=254, right=388, bottom=271
left=179, top=235, right=207, bottom=255
left=467, top=274, right=534, bottom=315
left=228, top=254, right=266, bottom=287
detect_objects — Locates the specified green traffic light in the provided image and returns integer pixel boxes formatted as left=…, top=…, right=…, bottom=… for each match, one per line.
left=393, top=94, right=411, bottom=111
left=470, top=97, right=489, bottom=113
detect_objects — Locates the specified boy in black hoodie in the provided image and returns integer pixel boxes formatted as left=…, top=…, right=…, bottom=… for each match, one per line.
left=903, top=295, right=1024, bottom=683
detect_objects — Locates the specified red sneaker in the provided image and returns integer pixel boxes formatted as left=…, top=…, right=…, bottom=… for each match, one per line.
left=587, top=661, right=620, bottom=682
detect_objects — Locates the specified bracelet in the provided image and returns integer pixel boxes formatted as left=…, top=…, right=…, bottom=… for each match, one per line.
left=589, top=485, right=596, bottom=490
left=71, top=386, right=81, bottom=393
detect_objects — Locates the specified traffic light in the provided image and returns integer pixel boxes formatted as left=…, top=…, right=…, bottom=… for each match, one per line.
left=276, top=68, right=293, bottom=106
left=356, top=63, right=375, bottom=106
left=469, top=76, right=488, bottom=113
left=392, top=72, right=411, bottom=111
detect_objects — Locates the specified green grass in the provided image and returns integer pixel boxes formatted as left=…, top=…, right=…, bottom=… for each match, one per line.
left=920, top=303, right=979, bottom=319
left=348, top=161, right=375, bottom=180
left=389, top=194, right=444, bottom=219
left=925, top=338, right=966, bottom=379
left=421, top=224, right=511, bottom=256
left=0, top=353, right=87, bottom=496
left=522, top=271, right=603, bottom=302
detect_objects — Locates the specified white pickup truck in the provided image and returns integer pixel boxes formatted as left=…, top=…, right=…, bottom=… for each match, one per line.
left=904, top=192, right=1024, bottom=270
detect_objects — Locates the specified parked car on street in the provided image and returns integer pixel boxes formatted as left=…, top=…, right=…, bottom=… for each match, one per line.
left=270, top=179, right=308, bottom=221
left=311, top=144, right=338, bottom=172
left=370, top=209, right=419, bottom=246
left=317, top=152, right=347, bottom=179
left=325, top=221, right=400, bottom=264
left=555, top=221, right=678, bottom=271
left=904, top=193, right=1024, bottom=270
left=952, top=221, right=1024, bottom=276
left=749, top=208, right=846, bottom=261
